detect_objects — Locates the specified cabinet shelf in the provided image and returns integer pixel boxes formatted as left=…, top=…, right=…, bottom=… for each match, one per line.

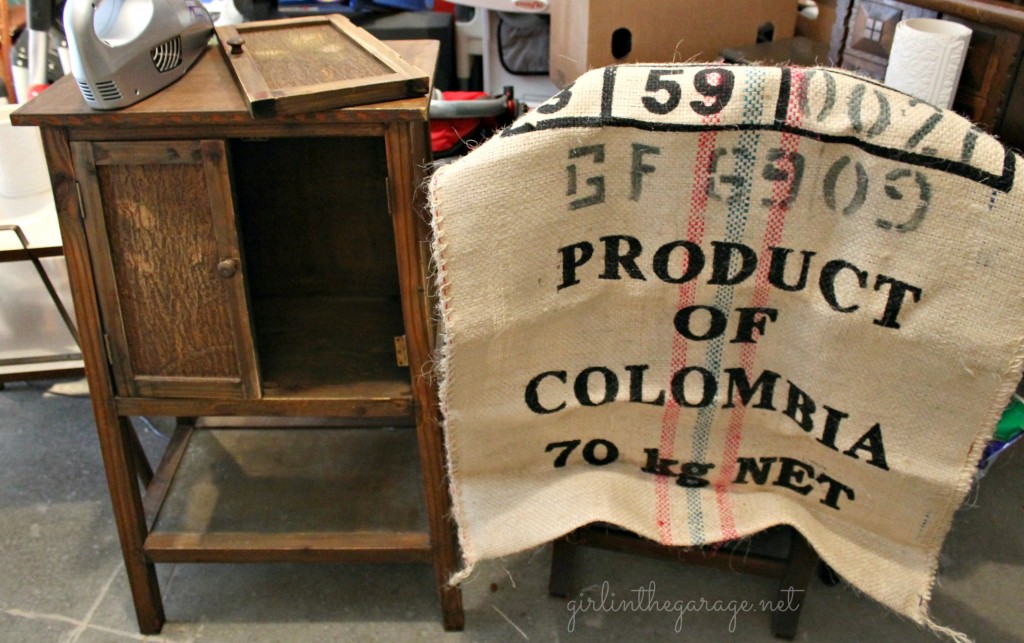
left=144, top=423, right=431, bottom=563
left=253, top=295, right=410, bottom=401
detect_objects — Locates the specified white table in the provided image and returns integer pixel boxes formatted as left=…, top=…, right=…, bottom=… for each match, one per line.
left=0, top=189, right=83, bottom=383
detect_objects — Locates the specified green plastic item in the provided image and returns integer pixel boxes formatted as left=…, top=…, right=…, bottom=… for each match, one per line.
left=995, top=396, right=1024, bottom=442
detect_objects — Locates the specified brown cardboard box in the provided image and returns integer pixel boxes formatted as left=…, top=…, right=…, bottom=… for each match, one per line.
left=550, top=0, right=798, bottom=88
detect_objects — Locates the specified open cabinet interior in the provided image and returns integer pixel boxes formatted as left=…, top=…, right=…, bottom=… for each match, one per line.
left=230, top=136, right=411, bottom=400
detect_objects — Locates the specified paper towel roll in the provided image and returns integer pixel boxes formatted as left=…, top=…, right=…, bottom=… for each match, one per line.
left=0, top=103, right=52, bottom=199
left=884, top=19, right=972, bottom=109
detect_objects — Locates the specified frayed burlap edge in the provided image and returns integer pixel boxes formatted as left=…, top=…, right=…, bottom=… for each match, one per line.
left=428, top=165, right=476, bottom=585
left=919, top=319, right=1024, bottom=643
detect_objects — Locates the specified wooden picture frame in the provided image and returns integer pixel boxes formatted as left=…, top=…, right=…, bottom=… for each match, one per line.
left=216, top=15, right=430, bottom=118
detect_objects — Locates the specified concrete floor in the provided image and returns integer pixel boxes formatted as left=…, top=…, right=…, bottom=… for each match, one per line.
left=1, top=377, right=1022, bottom=642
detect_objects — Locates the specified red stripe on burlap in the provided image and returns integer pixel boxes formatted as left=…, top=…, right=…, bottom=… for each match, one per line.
left=655, top=122, right=718, bottom=543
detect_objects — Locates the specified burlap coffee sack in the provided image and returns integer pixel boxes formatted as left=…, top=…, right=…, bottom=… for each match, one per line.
left=430, top=65, right=1024, bottom=638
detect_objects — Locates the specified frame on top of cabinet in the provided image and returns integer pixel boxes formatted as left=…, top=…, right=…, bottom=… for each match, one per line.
left=216, top=15, right=431, bottom=118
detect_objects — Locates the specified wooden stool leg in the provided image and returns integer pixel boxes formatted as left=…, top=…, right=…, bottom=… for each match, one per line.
left=549, top=533, right=578, bottom=598
left=771, top=529, right=818, bottom=640
left=818, top=560, right=842, bottom=586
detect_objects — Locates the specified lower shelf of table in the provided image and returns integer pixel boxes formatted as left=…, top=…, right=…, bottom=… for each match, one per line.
left=144, top=531, right=432, bottom=563
left=143, top=422, right=432, bottom=564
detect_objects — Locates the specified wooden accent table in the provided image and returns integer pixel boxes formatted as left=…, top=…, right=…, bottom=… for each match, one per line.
left=13, top=40, right=464, bottom=633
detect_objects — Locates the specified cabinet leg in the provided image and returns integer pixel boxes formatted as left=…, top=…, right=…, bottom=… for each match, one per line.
left=41, top=127, right=164, bottom=634
left=437, top=577, right=465, bottom=632
left=388, top=119, right=465, bottom=631
left=423, top=440, right=464, bottom=631
left=417, top=414, right=464, bottom=630
left=111, top=416, right=165, bottom=633
left=125, top=561, right=164, bottom=635
left=419, top=428, right=464, bottom=631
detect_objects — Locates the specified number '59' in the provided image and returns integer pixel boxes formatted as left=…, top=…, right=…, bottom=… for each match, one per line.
left=642, top=68, right=735, bottom=116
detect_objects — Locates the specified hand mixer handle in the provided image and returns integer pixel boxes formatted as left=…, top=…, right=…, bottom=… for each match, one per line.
left=64, top=0, right=108, bottom=57
left=64, top=0, right=104, bottom=46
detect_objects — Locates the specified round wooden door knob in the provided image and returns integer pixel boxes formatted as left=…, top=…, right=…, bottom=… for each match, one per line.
left=227, top=37, right=245, bottom=56
left=217, top=258, right=239, bottom=278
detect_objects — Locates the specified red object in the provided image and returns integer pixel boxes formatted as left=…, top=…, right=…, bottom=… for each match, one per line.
left=27, top=83, right=48, bottom=99
left=432, top=0, right=455, bottom=13
left=430, top=91, right=496, bottom=157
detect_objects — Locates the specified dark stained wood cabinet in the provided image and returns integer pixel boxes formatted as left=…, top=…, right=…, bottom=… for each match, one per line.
left=830, top=0, right=1024, bottom=147
left=945, top=13, right=1024, bottom=130
left=13, top=41, right=464, bottom=634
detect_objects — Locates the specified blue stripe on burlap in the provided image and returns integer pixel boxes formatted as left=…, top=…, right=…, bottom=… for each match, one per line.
left=686, top=68, right=768, bottom=544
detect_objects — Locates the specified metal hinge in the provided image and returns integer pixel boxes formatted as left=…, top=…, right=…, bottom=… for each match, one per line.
left=102, top=333, right=114, bottom=365
left=75, top=181, right=86, bottom=221
left=393, top=335, right=409, bottom=367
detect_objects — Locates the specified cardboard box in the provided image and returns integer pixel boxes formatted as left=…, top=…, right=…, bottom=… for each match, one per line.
left=550, top=0, right=798, bottom=88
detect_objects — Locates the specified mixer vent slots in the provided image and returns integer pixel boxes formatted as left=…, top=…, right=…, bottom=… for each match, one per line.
left=77, top=80, right=95, bottom=101
left=95, top=80, right=122, bottom=102
left=151, top=37, right=183, bottom=73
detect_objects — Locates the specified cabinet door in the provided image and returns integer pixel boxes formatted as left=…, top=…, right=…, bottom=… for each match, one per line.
left=73, top=140, right=259, bottom=399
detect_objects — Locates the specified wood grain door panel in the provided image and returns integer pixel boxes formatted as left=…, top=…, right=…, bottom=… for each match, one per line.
left=73, top=140, right=259, bottom=399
